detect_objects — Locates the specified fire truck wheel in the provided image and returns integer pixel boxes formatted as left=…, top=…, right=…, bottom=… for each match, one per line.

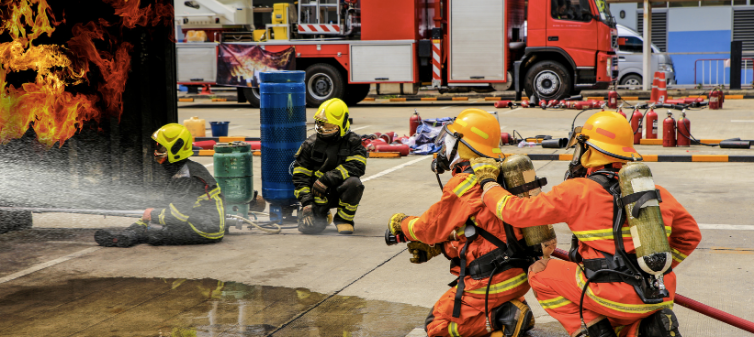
left=524, top=60, right=572, bottom=101
left=343, top=84, right=371, bottom=106
left=305, top=63, right=345, bottom=107
left=242, top=87, right=261, bottom=108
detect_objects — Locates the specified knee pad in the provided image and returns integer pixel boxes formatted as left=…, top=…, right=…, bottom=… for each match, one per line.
left=639, top=308, right=681, bottom=337
left=491, top=300, right=534, bottom=337
left=576, top=318, right=617, bottom=337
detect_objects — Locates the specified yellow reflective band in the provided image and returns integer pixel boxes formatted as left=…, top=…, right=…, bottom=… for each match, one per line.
left=455, top=226, right=465, bottom=237
left=336, top=165, right=350, bottom=180
left=575, top=269, right=673, bottom=313
left=407, top=218, right=419, bottom=241
left=574, top=226, right=672, bottom=242
left=295, top=187, right=311, bottom=198
left=492, top=148, right=502, bottom=154
left=470, top=126, right=489, bottom=140
left=293, top=167, right=313, bottom=176
left=539, top=296, right=573, bottom=310
left=496, top=195, right=511, bottom=221
left=159, top=209, right=166, bottom=225
left=671, top=248, right=687, bottom=263
left=170, top=204, right=189, bottom=222
left=455, top=119, right=468, bottom=127
left=471, top=163, right=498, bottom=172
left=452, top=174, right=478, bottom=197
left=614, top=326, right=625, bottom=336
left=188, top=191, right=226, bottom=240
left=315, top=171, right=324, bottom=178
left=463, top=272, right=527, bottom=295
left=448, top=322, right=461, bottom=337
left=197, top=187, right=222, bottom=202
left=337, top=209, right=355, bottom=221
left=338, top=200, right=358, bottom=211
left=314, top=196, right=328, bottom=204
left=135, top=220, right=149, bottom=227
left=345, top=155, right=367, bottom=165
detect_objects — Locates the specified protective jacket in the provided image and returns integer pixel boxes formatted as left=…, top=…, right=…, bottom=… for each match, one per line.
left=401, top=167, right=533, bottom=337
left=147, top=160, right=226, bottom=241
left=292, top=132, right=367, bottom=207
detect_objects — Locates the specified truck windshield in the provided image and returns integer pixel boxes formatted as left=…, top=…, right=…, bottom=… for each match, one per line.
left=594, top=0, right=616, bottom=27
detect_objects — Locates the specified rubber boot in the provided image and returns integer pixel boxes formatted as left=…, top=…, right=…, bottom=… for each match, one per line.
left=639, top=308, right=682, bottom=337
left=576, top=318, right=617, bottom=337
left=490, top=299, right=534, bottom=337
left=94, top=224, right=147, bottom=248
left=333, top=214, right=354, bottom=235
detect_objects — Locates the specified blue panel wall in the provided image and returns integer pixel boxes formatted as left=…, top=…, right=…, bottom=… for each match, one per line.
left=667, top=30, right=731, bottom=85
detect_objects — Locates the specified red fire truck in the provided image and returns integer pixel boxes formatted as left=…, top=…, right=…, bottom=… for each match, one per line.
left=176, top=0, right=618, bottom=107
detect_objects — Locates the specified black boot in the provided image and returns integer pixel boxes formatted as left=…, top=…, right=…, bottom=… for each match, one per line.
left=490, top=299, right=534, bottom=337
left=639, top=308, right=682, bottom=337
left=94, top=224, right=147, bottom=248
left=576, top=318, right=617, bottom=337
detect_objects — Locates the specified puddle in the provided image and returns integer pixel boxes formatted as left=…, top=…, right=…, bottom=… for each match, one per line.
left=0, top=277, right=428, bottom=337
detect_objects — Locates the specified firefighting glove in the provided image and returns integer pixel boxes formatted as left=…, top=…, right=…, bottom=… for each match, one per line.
left=298, top=205, right=328, bottom=235
left=470, top=157, right=501, bottom=188
left=312, top=180, right=329, bottom=198
left=142, top=208, right=154, bottom=222
left=407, top=242, right=442, bottom=264
left=388, top=213, right=408, bottom=235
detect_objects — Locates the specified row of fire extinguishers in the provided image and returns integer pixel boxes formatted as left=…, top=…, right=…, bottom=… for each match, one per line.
left=619, top=102, right=704, bottom=147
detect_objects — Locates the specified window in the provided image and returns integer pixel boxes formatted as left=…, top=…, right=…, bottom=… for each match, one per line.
left=551, top=0, right=595, bottom=22
left=701, top=0, right=729, bottom=5
left=669, top=1, right=700, bottom=7
left=618, top=36, right=644, bottom=53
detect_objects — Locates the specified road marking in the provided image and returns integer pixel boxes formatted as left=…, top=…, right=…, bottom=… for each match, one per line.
left=698, top=224, right=754, bottom=231
left=503, top=107, right=523, bottom=114
left=0, top=247, right=102, bottom=284
left=440, top=106, right=452, bottom=109
left=204, top=163, right=214, bottom=168
left=229, top=125, right=244, bottom=130
left=731, top=120, right=754, bottom=123
left=362, top=156, right=431, bottom=183
left=351, top=125, right=371, bottom=132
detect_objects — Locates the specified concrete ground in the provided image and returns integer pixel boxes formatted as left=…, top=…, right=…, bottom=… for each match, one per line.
left=2, top=100, right=754, bottom=336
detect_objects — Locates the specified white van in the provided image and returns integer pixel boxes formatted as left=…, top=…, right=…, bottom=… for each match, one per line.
left=616, top=24, right=676, bottom=86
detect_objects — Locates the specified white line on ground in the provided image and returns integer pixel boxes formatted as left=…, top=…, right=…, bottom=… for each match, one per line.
left=440, top=106, right=452, bottom=109
left=362, top=156, right=431, bottom=183
left=731, top=120, right=754, bottom=123
left=698, top=224, right=754, bottom=231
left=0, top=247, right=102, bottom=284
left=351, top=125, right=371, bottom=132
left=229, top=125, right=244, bottom=129
left=204, top=163, right=214, bottom=168
left=503, top=107, right=523, bottom=114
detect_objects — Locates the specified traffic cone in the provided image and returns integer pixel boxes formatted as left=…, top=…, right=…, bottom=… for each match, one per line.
left=656, top=72, right=667, bottom=104
left=650, top=71, right=659, bottom=103
left=200, top=84, right=214, bottom=95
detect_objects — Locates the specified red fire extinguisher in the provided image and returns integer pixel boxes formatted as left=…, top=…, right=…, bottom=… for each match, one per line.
left=663, top=112, right=677, bottom=147
left=631, top=108, right=643, bottom=144
left=608, top=90, right=618, bottom=109
left=677, top=112, right=691, bottom=147
left=616, top=107, right=626, bottom=119
left=409, top=110, right=422, bottom=136
left=645, top=107, right=658, bottom=139
left=708, top=87, right=720, bottom=110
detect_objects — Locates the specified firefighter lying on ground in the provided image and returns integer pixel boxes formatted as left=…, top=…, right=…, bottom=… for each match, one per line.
left=292, top=98, right=366, bottom=235
left=387, top=109, right=545, bottom=337
left=471, top=111, right=701, bottom=337
left=95, top=123, right=226, bottom=247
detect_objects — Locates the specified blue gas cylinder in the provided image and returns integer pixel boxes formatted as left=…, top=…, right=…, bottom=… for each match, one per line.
left=259, top=71, right=306, bottom=207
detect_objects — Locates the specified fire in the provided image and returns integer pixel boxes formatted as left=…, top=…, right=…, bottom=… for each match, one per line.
left=0, top=0, right=174, bottom=148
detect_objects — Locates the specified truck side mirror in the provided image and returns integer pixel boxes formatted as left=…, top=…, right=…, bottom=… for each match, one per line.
left=618, top=37, right=627, bottom=46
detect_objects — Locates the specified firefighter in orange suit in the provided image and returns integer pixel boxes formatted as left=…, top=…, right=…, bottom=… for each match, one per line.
left=387, top=109, right=539, bottom=337
left=471, top=111, right=701, bottom=337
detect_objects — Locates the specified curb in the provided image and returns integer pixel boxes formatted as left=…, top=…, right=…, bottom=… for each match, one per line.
left=524, top=153, right=754, bottom=162
left=639, top=139, right=722, bottom=145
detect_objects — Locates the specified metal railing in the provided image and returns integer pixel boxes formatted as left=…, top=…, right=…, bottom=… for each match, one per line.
left=694, top=58, right=754, bottom=86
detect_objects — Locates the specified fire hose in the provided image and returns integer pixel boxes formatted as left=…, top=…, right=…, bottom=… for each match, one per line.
left=551, top=248, right=754, bottom=333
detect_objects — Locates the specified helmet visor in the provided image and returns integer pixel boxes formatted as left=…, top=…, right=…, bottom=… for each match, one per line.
left=315, top=120, right=340, bottom=136
left=435, top=124, right=459, bottom=158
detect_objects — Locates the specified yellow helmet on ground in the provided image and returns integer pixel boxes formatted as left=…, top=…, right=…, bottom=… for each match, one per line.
left=438, top=108, right=503, bottom=158
left=579, top=111, right=642, bottom=164
left=152, top=123, right=194, bottom=163
left=314, top=98, right=350, bottom=138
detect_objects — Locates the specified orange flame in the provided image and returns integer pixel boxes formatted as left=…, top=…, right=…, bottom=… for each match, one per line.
left=0, top=0, right=174, bottom=148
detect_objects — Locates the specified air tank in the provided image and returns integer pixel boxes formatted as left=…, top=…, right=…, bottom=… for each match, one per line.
left=214, top=141, right=253, bottom=219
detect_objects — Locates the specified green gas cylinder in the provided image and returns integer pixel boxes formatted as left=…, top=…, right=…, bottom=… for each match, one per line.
left=213, top=141, right=253, bottom=219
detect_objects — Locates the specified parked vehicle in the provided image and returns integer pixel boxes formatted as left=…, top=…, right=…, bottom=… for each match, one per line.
left=176, top=0, right=618, bottom=106
left=616, top=24, right=676, bottom=87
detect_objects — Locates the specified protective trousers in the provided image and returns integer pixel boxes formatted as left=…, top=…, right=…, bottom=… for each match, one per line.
left=131, top=222, right=222, bottom=245
left=528, top=260, right=676, bottom=337
left=312, top=177, right=364, bottom=225
left=425, top=272, right=530, bottom=337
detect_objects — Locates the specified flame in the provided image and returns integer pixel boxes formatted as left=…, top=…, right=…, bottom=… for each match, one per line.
left=0, top=0, right=174, bottom=148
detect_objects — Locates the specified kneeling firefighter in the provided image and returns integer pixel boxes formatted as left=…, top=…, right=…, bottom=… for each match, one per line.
left=95, top=123, right=226, bottom=247
left=471, top=111, right=701, bottom=337
left=387, top=109, right=542, bottom=337
left=292, top=98, right=366, bottom=235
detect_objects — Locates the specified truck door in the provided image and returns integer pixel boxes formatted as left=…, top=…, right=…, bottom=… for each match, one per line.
left=448, top=0, right=506, bottom=82
left=546, top=0, right=598, bottom=67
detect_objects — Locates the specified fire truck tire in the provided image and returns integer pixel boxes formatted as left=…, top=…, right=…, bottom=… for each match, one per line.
left=343, top=84, right=371, bottom=106
left=0, top=210, right=32, bottom=234
left=305, top=63, right=345, bottom=107
left=241, top=87, right=261, bottom=108
left=524, top=60, right=572, bottom=101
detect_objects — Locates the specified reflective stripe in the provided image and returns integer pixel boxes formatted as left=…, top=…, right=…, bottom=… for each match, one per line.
left=463, top=272, right=527, bottom=295
left=293, top=167, right=313, bottom=176
left=448, top=322, right=461, bottom=337
left=314, top=196, right=328, bottom=204
left=188, top=191, right=225, bottom=240
left=337, top=209, right=354, bottom=221
left=407, top=218, right=419, bottom=241
left=455, top=119, right=468, bottom=127
left=539, top=296, right=573, bottom=310
left=135, top=220, right=149, bottom=227
left=470, top=126, right=489, bottom=139
left=671, top=248, right=687, bottom=263
left=615, top=326, right=625, bottom=336
left=315, top=171, right=324, bottom=178
left=159, top=209, right=166, bottom=225
left=336, top=165, right=349, bottom=180
left=452, top=175, right=478, bottom=197
left=170, top=204, right=189, bottom=222
left=573, top=226, right=672, bottom=242
left=575, top=269, right=673, bottom=313
left=197, top=187, right=222, bottom=202
left=492, top=148, right=502, bottom=154
left=295, top=187, right=311, bottom=198
left=496, top=195, right=511, bottom=221
left=345, top=155, right=367, bottom=165
left=338, top=200, right=358, bottom=211
left=470, top=162, right=498, bottom=172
